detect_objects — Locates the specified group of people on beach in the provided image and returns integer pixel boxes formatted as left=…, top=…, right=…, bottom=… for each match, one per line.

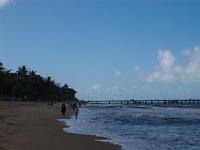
left=61, top=102, right=79, bottom=119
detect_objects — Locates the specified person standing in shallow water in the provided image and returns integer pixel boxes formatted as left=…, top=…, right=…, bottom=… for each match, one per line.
left=75, top=108, right=79, bottom=119
left=61, top=103, right=66, bottom=116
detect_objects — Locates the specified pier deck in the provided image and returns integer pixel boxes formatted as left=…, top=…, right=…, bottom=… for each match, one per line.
left=87, top=99, right=200, bottom=105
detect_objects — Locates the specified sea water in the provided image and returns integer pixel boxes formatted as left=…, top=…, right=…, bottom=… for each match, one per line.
left=61, top=105, right=200, bottom=150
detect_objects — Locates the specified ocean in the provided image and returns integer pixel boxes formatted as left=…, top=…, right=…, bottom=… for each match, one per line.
left=61, top=104, right=200, bottom=150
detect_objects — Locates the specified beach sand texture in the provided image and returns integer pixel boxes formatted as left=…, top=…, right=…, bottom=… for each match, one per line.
left=0, top=101, right=121, bottom=150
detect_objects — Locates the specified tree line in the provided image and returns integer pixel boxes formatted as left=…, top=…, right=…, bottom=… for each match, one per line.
left=0, top=60, right=77, bottom=101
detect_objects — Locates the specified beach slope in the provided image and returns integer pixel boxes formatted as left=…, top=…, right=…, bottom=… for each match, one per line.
left=0, top=101, right=121, bottom=150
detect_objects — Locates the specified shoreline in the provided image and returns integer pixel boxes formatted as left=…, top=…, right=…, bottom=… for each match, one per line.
left=0, top=101, right=121, bottom=150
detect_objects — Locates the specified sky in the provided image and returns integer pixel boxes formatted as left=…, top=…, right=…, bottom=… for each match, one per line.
left=1, top=0, right=200, bottom=100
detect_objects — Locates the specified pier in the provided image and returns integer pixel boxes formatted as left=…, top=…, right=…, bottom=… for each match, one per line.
left=87, top=99, right=200, bottom=105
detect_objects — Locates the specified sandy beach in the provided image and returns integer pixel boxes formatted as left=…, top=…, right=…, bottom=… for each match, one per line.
left=0, top=101, right=121, bottom=150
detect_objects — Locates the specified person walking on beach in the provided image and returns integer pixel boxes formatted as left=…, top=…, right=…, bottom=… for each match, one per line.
left=75, top=108, right=79, bottom=119
left=61, top=103, right=66, bottom=116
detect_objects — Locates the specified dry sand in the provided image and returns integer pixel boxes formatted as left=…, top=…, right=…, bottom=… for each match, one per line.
left=0, top=101, right=121, bottom=150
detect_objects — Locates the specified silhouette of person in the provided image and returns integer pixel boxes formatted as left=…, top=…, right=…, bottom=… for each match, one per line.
left=50, top=101, right=53, bottom=106
left=61, top=103, right=66, bottom=116
left=72, top=103, right=77, bottom=110
left=75, top=108, right=79, bottom=119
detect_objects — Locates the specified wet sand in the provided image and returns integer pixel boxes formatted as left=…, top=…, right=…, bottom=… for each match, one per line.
left=0, top=101, right=121, bottom=150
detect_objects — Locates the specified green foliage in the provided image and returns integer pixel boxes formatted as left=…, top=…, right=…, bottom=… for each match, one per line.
left=0, top=60, right=76, bottom=101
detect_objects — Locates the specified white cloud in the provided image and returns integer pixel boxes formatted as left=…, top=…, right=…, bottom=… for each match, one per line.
left=135, top=65, right=140, bottom=72
left=0, top=0, right=13, bottom=8
left=84, top=84, right=102, bottom=99
left=114, top=70, right=121, bottom=76
left=146, top=49, right=176, bottom=82
left=90, top=84, right=101, bottom=91
left=158, top=49, right=176, bottom=73
left=184, top=45, right=200, bottom=81
left=106, top=85, right=119, bottom=93
left=145, top=45, right=200, bottom=83
left=181, top=49, right=191, bottom=56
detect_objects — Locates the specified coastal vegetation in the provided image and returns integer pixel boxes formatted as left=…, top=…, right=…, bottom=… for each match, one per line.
left=0, top=60, right=77, bottom=101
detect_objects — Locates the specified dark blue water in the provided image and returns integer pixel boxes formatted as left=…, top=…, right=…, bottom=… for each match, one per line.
left=61, top=105, right=200, bottom=150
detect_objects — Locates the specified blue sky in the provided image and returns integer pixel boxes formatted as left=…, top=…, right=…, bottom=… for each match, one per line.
left=1, top=0, right=200, bottom=100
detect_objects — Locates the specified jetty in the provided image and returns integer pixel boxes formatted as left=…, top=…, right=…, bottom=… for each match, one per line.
left=87, top=99, right=200, bottom=105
